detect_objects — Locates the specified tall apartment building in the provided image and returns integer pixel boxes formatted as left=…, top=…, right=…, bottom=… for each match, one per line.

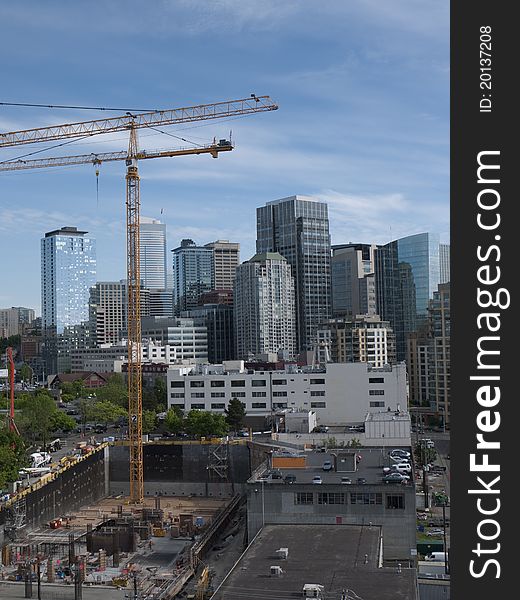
left=428, top=283, right=450, bottom=424
left=331, top=244, right=377, bottom=318
left=439, top=243, right=450, bottom=284
left=234, top=252, right=296, bottom=360
left=172, top=239, right=213, bottom=314
left=41, top=227, right=96, bottom=374
left=375, top=232, right=440, bottom=361
left=256, top=195, right=331, bottom=352
left=204, top=239, right=240, bottom=290
left=0, top=307, right=35, bottom=337
left=89, top=281, right=150, bottom=346
left=317, top=315, right=396, bottom=367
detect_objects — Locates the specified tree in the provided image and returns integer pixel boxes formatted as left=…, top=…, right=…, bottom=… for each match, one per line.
left=0, top=430, right=27, bottom=489
left=95, top=374, right=128, bottom=408
left=19, top=363, right=33, bottom=383
left=89, top=400, right=127, bottom=426
left=164, top=408, right=184, bottom=434
left=142, top=410, right=157, bottom=434
left=50, top=411, right=77, bottom=433
left=185, top=410, right=228, bottom=438
left=19, top=393, right=57, bottom=448
left=225, top=399, right=246, bottom=432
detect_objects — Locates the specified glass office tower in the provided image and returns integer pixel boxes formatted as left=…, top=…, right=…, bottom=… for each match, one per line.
left=375, top=232, right=440, bottom=361
left=172, top=239, right=213, bottom=315
left=41, top=226, right=96, bottom=373
left=256, top=195, right=331, bottom=352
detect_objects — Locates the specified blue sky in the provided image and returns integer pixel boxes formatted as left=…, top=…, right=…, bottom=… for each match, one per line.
left=0, top=1, right=449, bottom=314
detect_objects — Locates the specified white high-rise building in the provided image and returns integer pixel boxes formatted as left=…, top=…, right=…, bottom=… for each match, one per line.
left=234, top=252, right=296, bottom=360
left=140, top=217, right=168, bottom=289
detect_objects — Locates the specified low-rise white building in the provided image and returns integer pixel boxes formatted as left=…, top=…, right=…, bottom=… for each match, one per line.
left=167, top=361, right=407, bottom=424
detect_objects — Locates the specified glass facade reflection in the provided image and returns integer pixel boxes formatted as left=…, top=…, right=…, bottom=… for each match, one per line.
left=172, top=239, right=213, bottom=315
left=41, top=227, right=96, bottom=373
left=375, top=233, right=440, bottom=361
left=256, top=195, right=331, bottom=351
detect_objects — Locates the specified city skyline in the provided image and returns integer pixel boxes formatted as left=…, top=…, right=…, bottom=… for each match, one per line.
left=0, top=1, right=449, bottom=311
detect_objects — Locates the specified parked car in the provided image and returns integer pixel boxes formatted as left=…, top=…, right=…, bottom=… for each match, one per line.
left=322, top=461, right=333, bottom=472
left=389, top=449, right=411, bottom=459
left=420, top=439, right=435, bottom=449
left=284, top=474, right=297, bottom=484
left=383, top=472, right=410, bottom=483
left=312, top=475, right=323, bottom=484
left=340, top=477, right=352, bottom=485
left=270, top=469, right=283, bottom=479
left=384, top=462, right=412, bottom=474
left=356, top=477, right=367, bottom=485
left=389, top=454, right=411, bottom=464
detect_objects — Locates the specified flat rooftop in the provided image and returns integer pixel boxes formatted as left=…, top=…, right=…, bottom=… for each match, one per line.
left=211, top=524, right=417, bottom=600
left=250, top=447, right=415, bottom=486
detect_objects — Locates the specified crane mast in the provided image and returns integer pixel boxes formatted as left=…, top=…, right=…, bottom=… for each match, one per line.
left=126, top=124, right=144, bottom=502
left=0, top=95, right=278, bottom=503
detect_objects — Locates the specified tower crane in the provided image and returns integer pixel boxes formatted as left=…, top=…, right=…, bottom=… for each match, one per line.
left=0, top=95, right=278, bottom=502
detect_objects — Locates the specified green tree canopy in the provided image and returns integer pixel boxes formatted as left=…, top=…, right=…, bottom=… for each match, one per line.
left=142, top=410, right=158, bottom=434
left=225, top=398, right=246, bottom=432
left=19, top=392, right=57, bottom=447
left=94, top=374, right=128, bottom=408
left=164, top=407, right=184, bottom=434
left=50, top=411, right=77, bottom=433
left=0, top=429, right=27, bottom=489
left=185, top=410, right=228, bottom=438
left=89, top=400, right=127, bottom=425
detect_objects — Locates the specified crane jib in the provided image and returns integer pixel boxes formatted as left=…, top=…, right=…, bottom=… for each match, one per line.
left=0, top=96, right=278, bottom=148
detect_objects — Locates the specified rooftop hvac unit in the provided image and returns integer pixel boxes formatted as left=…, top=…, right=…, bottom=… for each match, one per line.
left=270, top=565, right=283, bottom=577
left=302, top=583, right=325, bottom=598
left=276, top=547, right=289, bottom=559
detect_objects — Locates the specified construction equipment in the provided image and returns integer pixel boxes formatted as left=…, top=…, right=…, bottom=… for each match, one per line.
left=0, top=96, right=278, bottom=503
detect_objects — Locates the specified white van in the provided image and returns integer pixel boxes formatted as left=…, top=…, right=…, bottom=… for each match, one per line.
left=425, top=552, right=448, bottom=562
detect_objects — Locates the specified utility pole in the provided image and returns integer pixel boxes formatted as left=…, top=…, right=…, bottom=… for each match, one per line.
left=442, top=501, right=449, bottom=574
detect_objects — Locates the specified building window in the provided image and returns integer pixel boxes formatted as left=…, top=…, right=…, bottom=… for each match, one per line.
left=211, top=403, right=225, bottom=409
left=190, top=403, right=205, bottom=410
left=317, top=493, right=346, bottom=505
left=310, top=378, right=325, bottom=385
left=190, top=381, right=204, bottom=388
left=211, top=392, right=225, bottom=398
left=211, top=380, right=225, bottom=387
left=231, top=380, right=246, bottom=387
left=231, top=391, right=246, bottom=398
left=294, top=492, right=314, bottom=505
left=369, top=390, right=385, bottom=396
left=251, top=402, right=267, bottom=409
left=252, top=391, right=267, bottom=397
left=310, top=402, right=326, bottom=408
left=369, top=377, right=385, bottom=384
left=273, top=402, right=287, bottom=409
left=273, top=391, right=288, bottom=397
left=370, top=401, right=385, bottom=408
left=272, top=379, right=287, bottom=385
left=310, top=391, right=325, bottom=397
left=170, top=381, right=184, bottom=388
left=191, top=393, right=205, bottom=398
left=170, top=393, right=184, bottom=399
left=252, top=380, right=266, bottom=387
left=386, top=494, right=405, bottom=509
left=350, top=493, right=382, bottom=505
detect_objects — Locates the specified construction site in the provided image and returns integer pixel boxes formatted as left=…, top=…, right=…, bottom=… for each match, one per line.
left=0, top=96, right=277, bottom=599
left=0, top=438, right=255, bottom=600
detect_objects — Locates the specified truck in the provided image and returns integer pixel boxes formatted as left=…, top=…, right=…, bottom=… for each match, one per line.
left=30, top=451, right=51, bottom=468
